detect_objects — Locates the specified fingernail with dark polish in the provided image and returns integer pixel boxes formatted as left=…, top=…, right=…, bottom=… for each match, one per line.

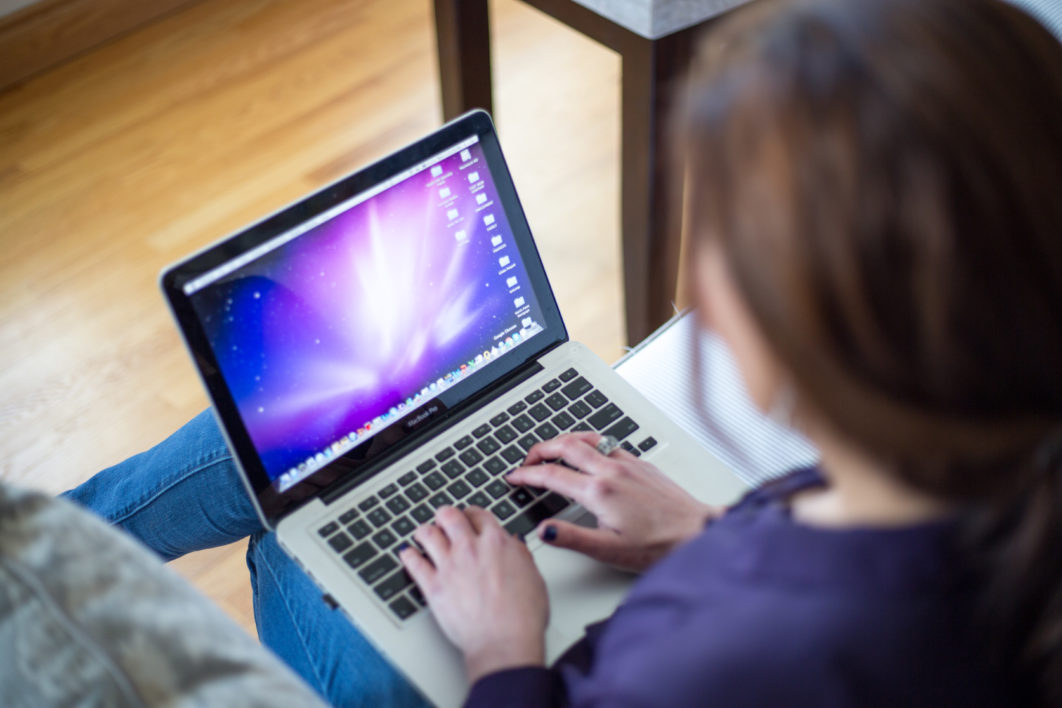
left=543, top=525, right=557, bottom=542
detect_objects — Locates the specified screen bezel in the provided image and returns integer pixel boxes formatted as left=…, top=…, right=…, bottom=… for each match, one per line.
left=160, top=110, right=567, bottom=525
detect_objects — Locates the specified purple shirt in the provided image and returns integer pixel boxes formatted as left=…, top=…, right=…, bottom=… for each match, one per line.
left=466, top=468, right=1008, bottom=706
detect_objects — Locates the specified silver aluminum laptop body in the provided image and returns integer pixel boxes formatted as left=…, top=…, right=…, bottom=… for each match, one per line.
left=161, top=111, right=747, bottom=707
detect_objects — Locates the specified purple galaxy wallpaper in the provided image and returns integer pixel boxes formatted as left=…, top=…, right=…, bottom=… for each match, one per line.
left=190, top=141, right=544, bottom=482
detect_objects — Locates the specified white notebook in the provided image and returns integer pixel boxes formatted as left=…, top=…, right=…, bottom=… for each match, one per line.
left=614, top=312, right=819, bottom=488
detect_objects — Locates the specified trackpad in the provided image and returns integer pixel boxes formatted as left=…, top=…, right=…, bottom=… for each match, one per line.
left=536, top=541, right=631, bottom=663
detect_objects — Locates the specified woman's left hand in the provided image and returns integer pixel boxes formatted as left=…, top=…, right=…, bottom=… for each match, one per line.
left=400, top=506, right=549, bottom=683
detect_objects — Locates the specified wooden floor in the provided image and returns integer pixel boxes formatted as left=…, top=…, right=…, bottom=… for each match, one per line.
left=0, top=0, right=622, bottom=636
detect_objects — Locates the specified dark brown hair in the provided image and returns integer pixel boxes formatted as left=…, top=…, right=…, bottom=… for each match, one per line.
left=680, top=0, right=1062, bottom=701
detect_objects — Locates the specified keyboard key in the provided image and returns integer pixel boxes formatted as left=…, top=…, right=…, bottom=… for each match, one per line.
left=568, top=400, right=592, bottom=419
left=572, top=422, right=593, bottom=432
left=390, top=596, right=418, bottom=620
left=534, top=422, right=559, bottom=441
left=545, top=393, right=568, bottom=411
left=398, top=471, right=417, bottom=486
left=358, top=496, right=380, bottom=511
left=373, top=529, right=397, bottom=549
left=503, top=493, right=571, bottom=538
left=495, top=424, right=518, bottom=443
left=603, top=416, right=640, bottom=441
left=485, top=479, right=510, bottom=499
left=392, top=516, right=416, bottom=537
left=328, top=532, right=353, bottom=553
left=343, top=542, right=377, bottom=569
left=483, top=456, right=507, bottom=475
left=489, top=412, right=510, bottom=427
left=375, top=569, right=413, bottom=601
left=409, top=585, right=426, bottom=606
left=472, top=423, right=492, bottom=438
left=528, top=403, right=552, bottom=422
left=454, top=435, right=474, bottom=450
left=347, top=519, right=372, bottom=540
left=551, top=411, right=575, bottom=430
left=416, top=460, right=436, bottom=474
left=507, top=401, right=527, bottom=416
left=466, top=468, right=489, bottom=487
left=542, top=378, right=562, bottom=393
left=338, top=509, right=359, bottom=524
left=476, top=437, right=501, bottom=455
left=500, top=446, right=524, bottom=464
left=587, top=403, right=623, bottom=430
left=358, top=555, right=397, bottom=584
left=459, top=448, right=483, bottom=466
left=435, top=447, right=455, bottom=462
left=525, top=390, right=545, bottom=404
left=584, top=390, right=608, bottom=409
left=406, top=482, right=429, bottom=502
left=518, top=435, right=538, bottom=452
left=410, top=504, right=433, bottom=524
left=510, top=487, right=535, bottom=508
left=367, top=508, right=392, bottom=527
left=428, top=492, right=454, bottom=509
left=492, top=499, right=517, bottom=520
left=424, top=471, right=447, bottom=490
left=441, top=461, right=464, bottom=479
left=379, top=483, right=398, bottom=499
left=386, top=496, right=411, bottom=515
left=467, top=491, right=492, bottom=508
left=318, top=521, right=339, bottom=537
left=638, top=436, right=658, bottom=452
left=447, top=479, right=472, bottom=499
left=561, top=376, right=593, bottom=400
left=620, top=440, right=641, bottom=457
left=511, top=414, right=535, bottom=433
left=559, top=367, right=579, bottom=382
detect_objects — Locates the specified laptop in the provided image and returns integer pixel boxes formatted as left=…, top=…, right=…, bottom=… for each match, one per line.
left=161, top=110, right=747, bottom=706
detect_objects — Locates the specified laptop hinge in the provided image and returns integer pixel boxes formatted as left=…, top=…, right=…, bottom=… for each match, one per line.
left=319, top=351, right=555, bottom=505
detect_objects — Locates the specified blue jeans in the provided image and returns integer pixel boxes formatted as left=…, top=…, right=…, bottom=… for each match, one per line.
left=64, top=410, right=430, bottom=708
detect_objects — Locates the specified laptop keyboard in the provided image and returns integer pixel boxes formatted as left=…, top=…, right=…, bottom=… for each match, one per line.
left=314, top=367, right=659, bottom=622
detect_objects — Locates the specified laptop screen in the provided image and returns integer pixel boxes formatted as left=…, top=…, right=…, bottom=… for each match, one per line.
left=182, top=134, right=547, bottom=494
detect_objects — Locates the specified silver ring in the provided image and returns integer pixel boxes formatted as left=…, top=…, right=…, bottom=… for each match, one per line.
left=595, top=435, right=621, bottom=457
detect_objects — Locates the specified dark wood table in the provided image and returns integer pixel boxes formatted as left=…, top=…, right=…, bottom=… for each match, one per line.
left=433, top=0, right=719, bottom=343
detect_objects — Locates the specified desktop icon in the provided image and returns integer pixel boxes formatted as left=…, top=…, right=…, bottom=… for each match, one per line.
left=460, top=149, right=471, bottom=162
left=431, top=165, right=443, bottom=178
left=483, top=214, right=495, bottom=226
left=447, top=208, right=459, bottom=220
left=439, top=187, right=451, bottom=199
left=506, top=276, right=518, bottom=288
left=468, top=171, right=479, bottom=183
left=499, top=255, right=511, bottom=267
left=476, top=193, right=488, bottom=205
left=454, top=230, right=467, bottom=242
left=522, top=317, right=533, bottom=327
left=491, top=235, right=503, bottom=247
left=514, top=296, right=525, bottom=308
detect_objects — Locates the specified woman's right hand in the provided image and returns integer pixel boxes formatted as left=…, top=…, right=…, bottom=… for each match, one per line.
left=505, top=432, right=724, bottom=573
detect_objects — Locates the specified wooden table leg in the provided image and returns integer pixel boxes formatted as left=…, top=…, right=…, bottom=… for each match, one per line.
left=433, top=0, right=494, bottom=120
left=619, top=31, right=693, bottom=343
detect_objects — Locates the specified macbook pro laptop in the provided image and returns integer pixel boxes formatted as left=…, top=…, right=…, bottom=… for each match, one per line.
left=161, top=110, right=747, bottom=706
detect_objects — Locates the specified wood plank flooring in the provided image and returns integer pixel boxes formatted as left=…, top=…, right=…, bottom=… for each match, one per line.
left=0, top=0, right=622, bottom=635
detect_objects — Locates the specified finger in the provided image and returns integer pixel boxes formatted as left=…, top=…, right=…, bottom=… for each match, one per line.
left=433, top=505, right=477, bottom=544
left=523, top=434, right=613, bottom=474
left=464, top=505, right=500, bottom=534
left=538, top=519, right=628, bottom=562
left=399, top=545, right=437, bottom=593
left=413, top=522, right=450, bottom=564
left=505, top=463, right=595, bottom=500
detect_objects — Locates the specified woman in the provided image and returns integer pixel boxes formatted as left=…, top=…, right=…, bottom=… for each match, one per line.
left=61, top=0, right=1062, bottom=704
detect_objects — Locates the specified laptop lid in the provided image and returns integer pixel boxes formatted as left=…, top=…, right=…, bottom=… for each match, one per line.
left=161, top=111, right=567, bottom=526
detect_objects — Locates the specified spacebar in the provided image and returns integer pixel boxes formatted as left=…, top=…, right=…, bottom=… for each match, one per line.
left=504, top=493, right=571, bottom=537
